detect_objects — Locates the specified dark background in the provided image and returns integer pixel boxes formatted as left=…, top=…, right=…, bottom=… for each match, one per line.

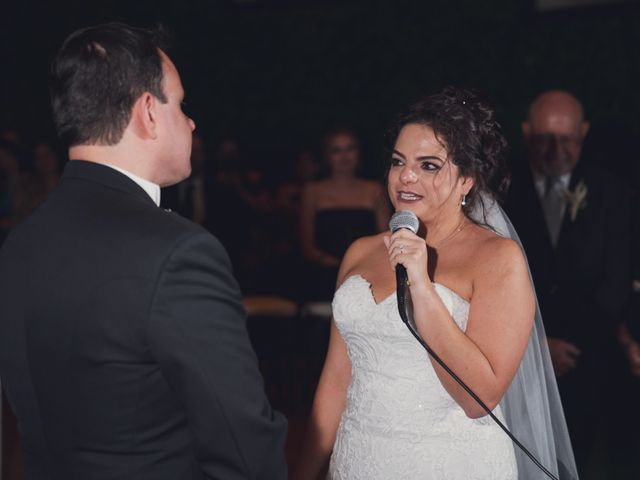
left=1, top=0, right=639, bottom=179
left=2, top=1, right=640, bottom=478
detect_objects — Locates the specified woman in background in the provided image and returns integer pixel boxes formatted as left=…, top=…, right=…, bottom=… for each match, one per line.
left=300, top=128, right=389, bottom=301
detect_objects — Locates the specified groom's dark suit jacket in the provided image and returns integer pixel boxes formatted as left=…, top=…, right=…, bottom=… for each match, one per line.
left=505, top=161, right=631, bottom=360
left=0, top=161, right=287, bottom=480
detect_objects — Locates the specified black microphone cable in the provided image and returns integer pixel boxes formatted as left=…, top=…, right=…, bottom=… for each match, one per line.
left=395, top=264, right=559, bottom=480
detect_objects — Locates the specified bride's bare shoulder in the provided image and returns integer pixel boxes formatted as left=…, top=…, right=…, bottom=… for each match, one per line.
left=349, top=231, right=386, bottom=253
left=468, top=224, right=528, bottom=281
left=466, top=224, right=535, bottom=321
left=338, top=232, right=387, bottom=283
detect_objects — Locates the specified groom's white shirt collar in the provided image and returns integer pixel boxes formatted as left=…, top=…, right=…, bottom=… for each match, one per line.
left=103, top=164, right=161, bottom=207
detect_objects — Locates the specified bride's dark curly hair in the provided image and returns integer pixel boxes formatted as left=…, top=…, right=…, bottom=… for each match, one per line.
left=389, top=86, right=510, bottom=219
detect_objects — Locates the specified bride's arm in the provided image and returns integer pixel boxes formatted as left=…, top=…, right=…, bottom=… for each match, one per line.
left=292, top=320, right=351, bottom=480
left=293, top=239, right=369, bottom=479
left=389, top=232, right=535, bottom=418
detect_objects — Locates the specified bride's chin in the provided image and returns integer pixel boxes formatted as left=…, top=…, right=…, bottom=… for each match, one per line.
left=393, top=204, right=426, bottom=217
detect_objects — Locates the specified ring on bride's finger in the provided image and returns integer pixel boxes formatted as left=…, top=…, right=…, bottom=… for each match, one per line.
left=399, top=244, right=405, bottom=253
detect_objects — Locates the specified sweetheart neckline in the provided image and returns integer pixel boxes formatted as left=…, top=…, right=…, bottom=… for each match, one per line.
left=343, top=274, right=470, bottom=307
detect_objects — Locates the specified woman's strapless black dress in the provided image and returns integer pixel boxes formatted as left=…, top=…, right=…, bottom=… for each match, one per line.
left=304, top=208, right=377, bottom=302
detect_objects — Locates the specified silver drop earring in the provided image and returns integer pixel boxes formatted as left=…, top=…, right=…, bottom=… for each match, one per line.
left=461, top=194, right=467, bottom=206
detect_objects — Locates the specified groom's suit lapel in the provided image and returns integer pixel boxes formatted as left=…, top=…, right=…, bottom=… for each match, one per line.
left=61, top=160, right=157, bottom=208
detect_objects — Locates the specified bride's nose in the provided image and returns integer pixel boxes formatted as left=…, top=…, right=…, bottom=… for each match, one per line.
left=399, top=165, right=419, bottom=184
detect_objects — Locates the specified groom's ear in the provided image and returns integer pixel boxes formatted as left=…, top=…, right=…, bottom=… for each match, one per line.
left=130, top=92, right=159, bottom=141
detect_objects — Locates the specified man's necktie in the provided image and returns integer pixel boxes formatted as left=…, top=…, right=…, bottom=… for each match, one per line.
left=542, top=176, right=565, bottom=247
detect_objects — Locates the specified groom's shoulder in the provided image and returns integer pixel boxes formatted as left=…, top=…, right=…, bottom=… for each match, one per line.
left=138, top=207, right=225, bottom=256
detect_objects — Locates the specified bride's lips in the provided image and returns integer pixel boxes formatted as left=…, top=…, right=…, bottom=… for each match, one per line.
left=397, top=190, right=424, bottom=204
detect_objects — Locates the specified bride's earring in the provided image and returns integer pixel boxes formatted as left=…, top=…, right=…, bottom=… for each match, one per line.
left=461, top=194, right=467, bottom=207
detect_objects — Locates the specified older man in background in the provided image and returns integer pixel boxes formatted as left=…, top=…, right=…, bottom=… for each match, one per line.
left=506, top=90, right=631, bottom=475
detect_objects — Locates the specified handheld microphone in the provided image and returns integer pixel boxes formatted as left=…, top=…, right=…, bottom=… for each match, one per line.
left=389, top=210, right=420, bottom=328
left=389, top=210, right=420, bottom=235
left=389, top=211, right=420, bottom=304
left=388, top=210, right=559, bottom=480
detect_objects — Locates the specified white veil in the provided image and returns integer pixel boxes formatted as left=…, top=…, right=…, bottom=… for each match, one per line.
left=469, top=192, right=579, bottom=480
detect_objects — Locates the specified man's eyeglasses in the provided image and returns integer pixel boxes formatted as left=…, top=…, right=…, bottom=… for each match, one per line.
left=530, top=133, right=582, bottom=149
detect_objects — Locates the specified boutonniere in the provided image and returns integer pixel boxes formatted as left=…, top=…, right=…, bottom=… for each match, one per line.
left=564, top=180, right=588, bottom=222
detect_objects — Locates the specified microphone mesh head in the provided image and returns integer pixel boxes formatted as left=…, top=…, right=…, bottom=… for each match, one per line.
left=389, top=210, right=419, bottom=234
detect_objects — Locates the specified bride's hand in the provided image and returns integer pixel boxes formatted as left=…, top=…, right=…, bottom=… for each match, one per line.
left=384, top=229, right=431, bottom=290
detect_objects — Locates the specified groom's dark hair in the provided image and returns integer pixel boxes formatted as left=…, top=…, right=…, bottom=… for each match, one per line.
left=50, top=22, right=169, bottom=147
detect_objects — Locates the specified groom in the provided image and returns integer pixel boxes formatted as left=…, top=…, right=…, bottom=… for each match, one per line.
left=0, top=23, right=287, bottom=479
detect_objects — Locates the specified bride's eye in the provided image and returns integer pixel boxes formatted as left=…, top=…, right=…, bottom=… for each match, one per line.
left=421, top=161, right=440, bottom=172
left=390, top=157, right=403, bottom=167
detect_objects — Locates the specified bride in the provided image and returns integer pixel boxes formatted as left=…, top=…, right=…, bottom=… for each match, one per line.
left=294, top=87, right=578, bottom=480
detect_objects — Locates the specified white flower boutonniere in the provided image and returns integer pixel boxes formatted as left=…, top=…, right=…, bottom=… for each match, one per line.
left=565, top=180, right=588, bottom=222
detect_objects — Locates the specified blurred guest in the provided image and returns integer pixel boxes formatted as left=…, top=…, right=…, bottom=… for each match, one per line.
left=209, top=137, right=272, bottom=217
left=505, top=90, right=631, bottom=475
left=21, top=141, right=62, bottom=215
left=205, top=137, right=247, bottom=263
left=300, top=128, right=389, bottom=301
left=616, top=152, right=640, bottom=374
left=624, top=165, right=640, bottom=359
left=205, top=137, right=275, bottom=292
left=162, top=133, right=208, bottom=225
left=606, top=151, right=640, bottom=480
left=2, top=389, right=24, bottom=480
left=603, top=129, right=640, bottom=375
left=0, top=135, right=26, bottom=478
left=275, top=149, right=321, bottom=258
left=0, top=140, right=25, bottom=244
left=214, top=137, right=242, bottom=186
left=0, top=127, right=23, bottom=148
left=276, top=148, right=321, bottom=216
left=267, top=149, right=322, bottom=298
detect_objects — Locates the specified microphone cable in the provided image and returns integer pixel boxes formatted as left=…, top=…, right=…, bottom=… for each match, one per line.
left=395, top=265, right=559, bottom=480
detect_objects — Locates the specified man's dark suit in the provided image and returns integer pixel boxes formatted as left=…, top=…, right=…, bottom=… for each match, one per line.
left=506, top=160, right=631, bottom=472
left=0, top=161, right=287, bottom=480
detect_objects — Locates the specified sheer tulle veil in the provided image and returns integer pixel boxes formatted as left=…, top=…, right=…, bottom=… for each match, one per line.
left=470, top=192, right=579, bottom=480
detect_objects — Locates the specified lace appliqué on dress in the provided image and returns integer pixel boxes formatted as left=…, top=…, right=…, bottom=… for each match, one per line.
left=328, top=275, right=517, bottom=480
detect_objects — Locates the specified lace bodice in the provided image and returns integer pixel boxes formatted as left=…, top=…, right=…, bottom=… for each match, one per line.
left=328, top=274, right=517, bottom=480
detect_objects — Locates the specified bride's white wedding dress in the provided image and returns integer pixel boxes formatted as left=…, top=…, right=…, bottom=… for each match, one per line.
left=328, top=274, right=517, bottom=480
